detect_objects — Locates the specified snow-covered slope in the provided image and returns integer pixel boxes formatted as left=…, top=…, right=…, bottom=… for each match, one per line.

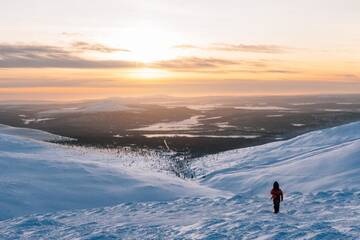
left=193, top=121, right=360, bottom=194
left=0, top=124, right=72, bottom=141
left=1, top=191, right=359, bottom=239
left=0, top=125, right=222, bottom=220
left=0, top=122, right=359, bottom=239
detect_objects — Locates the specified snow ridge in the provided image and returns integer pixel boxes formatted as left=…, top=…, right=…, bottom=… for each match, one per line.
left=192, top=121, right=360, bottom=194
left=0, top=126, right=223, bottom=220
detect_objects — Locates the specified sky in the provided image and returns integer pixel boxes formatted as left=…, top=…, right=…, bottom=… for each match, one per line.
left=1, top=0, right=360, bottom=100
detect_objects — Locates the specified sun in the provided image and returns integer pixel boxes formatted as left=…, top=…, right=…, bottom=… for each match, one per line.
left=127, top=29, right=176, bottom=63
left=104, top=24, right=180, bottom=63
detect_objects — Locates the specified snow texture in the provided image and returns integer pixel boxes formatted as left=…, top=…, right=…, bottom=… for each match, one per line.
left=193, top=121, right=360, bottom=195
left=0, top=124, right=72, bottom=141
left=0, top=126, right=222, bottom=220
left=0, top=121, right=359, bottom=239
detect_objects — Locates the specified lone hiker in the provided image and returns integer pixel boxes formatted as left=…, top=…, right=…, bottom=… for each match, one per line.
left=271, top=181, right=283, bottom=214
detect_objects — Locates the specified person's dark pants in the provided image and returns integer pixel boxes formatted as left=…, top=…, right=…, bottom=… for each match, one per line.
left=273, top=200, right=280, bottom=213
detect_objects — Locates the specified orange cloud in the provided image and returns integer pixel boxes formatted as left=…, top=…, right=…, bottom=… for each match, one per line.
left=150, top=57, right=238, bottom=70
left=0, top=43, right=138, bottom=69
left=71, top=41, right=130, bottom=53
left=174, top=43, right=288, bottom=53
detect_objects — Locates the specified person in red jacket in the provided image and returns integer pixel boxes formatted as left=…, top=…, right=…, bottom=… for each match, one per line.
left=271, top=181, right=283, bottom=214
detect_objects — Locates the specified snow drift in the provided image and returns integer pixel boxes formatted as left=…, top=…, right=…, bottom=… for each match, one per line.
left=1, top=190, right=359, bottom=239
left=0, top=125, right=221, bottom=220
left=193, top=121, right=360, bottom=195
left=0, top=121, right=359, bottom=239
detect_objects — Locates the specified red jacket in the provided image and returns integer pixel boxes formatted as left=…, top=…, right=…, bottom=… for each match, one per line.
left=271, top=188, right=283, bottom=201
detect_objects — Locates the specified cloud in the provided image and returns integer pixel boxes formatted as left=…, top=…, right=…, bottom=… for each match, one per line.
left=150, top=57, right=239, bottom=70
left=0, top=44, right=243, bottom=70
left=71, top=41, right=130, bottom=53
left=336, top=74, right=359, bottom=80
left=210, top=43, right=286, bottom=53
left=0, top=44, right=66, bottom=55
left=173, top=44, right=199, bottom=49
left=174, top=43, right=287, bottom=53
left=0, top=43, right=138, bottom=69
left=0, top=78, right=117, bottom=88
left=61, top=32, right=82, bottom=37
left=0, top=57, right=140, bottom=69
left=262, top=69, right=299, bottom=74
left=0, top=42, right=283, bottom=70
left=149, top=57, right=273, bottom=73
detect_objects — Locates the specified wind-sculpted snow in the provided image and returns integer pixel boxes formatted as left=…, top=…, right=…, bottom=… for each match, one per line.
left=192, top=121, right=360, bottom=194
left=0, top=122, right=360, bottom=239
left=0, top=125, right=222, bottom=220
left=0, top=191, right=359, bottom=239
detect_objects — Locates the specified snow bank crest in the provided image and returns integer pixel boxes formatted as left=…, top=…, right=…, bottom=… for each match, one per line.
left=0, top=124, right=73, bottom=142
left=193, top=121, right=360, bottom=194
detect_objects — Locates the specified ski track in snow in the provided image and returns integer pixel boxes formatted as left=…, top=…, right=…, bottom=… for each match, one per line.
left=0, top=122, right=360, bottom=239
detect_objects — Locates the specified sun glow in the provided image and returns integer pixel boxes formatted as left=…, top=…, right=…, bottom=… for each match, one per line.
left=105, top=25, right=181, bottom=63
left=129, top=68, right=171, bottom=79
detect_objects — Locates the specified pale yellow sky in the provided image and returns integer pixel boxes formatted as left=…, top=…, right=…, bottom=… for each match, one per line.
left=0, top=0, right=359, bottom=100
